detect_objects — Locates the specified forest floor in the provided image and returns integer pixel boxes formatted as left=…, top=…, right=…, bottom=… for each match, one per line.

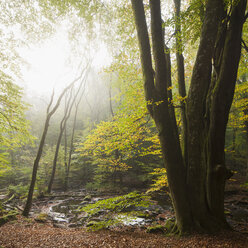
left=0, top=175, right=247, bottom=248
left=0, top=216, right=247, bottom=248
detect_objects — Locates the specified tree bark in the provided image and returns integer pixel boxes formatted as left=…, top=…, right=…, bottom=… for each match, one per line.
left=131, top=0, right=247, bottom=233
left=206, top=0, right=247, bottom=221
left=173, top=0, right=188, bottom=166
left=47, top=89, right=73, bottom=193
left=64, top=80, right=87, bottom=191
left=131, top=0, right=192, bottom=232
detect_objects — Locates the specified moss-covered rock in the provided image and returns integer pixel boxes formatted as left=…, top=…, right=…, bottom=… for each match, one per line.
left=35, top=212, right=49, bottom=223
left=83, top=195, right=92, bottom=202
left=0, top=212, right=18, bottom=226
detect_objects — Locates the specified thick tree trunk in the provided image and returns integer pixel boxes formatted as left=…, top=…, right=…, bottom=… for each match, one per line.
left=186, top=0, right=224, bottom=229
left=131, top=0, right=247, bottom=233
left=132, top=0, right=192, bottom=232
left=206, top=0, right=246, bottom=221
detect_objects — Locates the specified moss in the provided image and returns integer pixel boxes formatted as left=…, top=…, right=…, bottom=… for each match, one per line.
left=0, top=212, right=18, bottom=226
left=86, top=219, right=115, bottom=231
left=35, top=212, right=49, bottom=223
left=146, top=225, right=165, bottom=233
left=79, top=192, right=150, bottom=217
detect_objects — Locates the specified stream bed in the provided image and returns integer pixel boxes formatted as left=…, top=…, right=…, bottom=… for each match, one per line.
left=31, top=191, right=172, bottom=229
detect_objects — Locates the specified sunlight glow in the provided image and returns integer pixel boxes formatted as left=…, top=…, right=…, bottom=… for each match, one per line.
left=19, top=28, right=112, bottom=95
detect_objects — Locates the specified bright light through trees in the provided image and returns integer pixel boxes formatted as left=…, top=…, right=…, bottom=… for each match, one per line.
left=17, top=24, right=112, bottom=95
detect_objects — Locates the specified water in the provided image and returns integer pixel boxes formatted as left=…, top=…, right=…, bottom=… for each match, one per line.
left=115, top=214, right=147, bottom=226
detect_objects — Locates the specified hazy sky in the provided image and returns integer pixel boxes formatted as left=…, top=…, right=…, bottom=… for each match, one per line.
left=18, top=25, right=112, bottom=96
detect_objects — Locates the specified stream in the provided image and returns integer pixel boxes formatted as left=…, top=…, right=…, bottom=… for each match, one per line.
left=30, top=190, right=171, bottom=228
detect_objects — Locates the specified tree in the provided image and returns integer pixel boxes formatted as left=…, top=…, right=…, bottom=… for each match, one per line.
left=47, top=66, right=89, bottom=193
left=0, top=72, right=33, bottom=183
left=64, top=81, right=86, bottom=191
left=23, top=69, right=86, bottom=216
left=131, top=0, right=247, bottom=234
left=76, top=63, right=162, bottom=191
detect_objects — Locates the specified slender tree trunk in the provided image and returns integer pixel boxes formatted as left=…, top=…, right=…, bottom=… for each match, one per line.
left=173, top=0, right=188, bottom=166
left=48, top=69, right=89, bottom=193
left=244, top=107, right=248, bottom=180
left=64, top=95, right=68, bottom=188
left=64, top=83, right=86, bottom=191
left=64, top=104, right=78, bottom=191
left=232, top=127, right=237, bottom=152
left=23, top=85, right=74, bottom=216
left=47, top=90, right=72, bottom=193
left=22, top=67, right=87, bottom=216
left=109, top=84, right=114, bottom=117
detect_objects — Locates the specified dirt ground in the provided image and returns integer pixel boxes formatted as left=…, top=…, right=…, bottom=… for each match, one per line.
left=1, top=174, right=247, bottom=248
left=0, top=216, right=247, bottom=248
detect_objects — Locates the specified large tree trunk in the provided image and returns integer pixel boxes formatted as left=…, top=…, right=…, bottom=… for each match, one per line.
left=131, top=0, right=247, bottom=233
left=131, top=0, right=192, bottom=232
left=205, top=0, right=246, bottom=222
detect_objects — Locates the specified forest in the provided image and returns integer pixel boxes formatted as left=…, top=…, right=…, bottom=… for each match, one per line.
left=0, top=0, right=248, bottom=247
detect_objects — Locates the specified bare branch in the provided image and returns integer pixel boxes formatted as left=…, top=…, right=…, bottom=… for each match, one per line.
left=241, top=39, right=248, bottom=53
left=47, top=89, right=54, bottom=114
left=244, top=12, right=248, bottom=23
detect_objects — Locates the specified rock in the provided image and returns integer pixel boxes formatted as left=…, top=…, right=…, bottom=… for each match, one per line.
left=35, top=213, right=49, bottom=223
left=86, top=221, right=99, bottom=227
left=53, top=223, right=67, bottom=228
left=0, top=195, right=7, bottom=200
left=68, top=223, right=80, bottom=228
left=78, top=212, right=88, bottom=219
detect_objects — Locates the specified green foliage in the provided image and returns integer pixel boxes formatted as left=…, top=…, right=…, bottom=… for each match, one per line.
left=226, top=73, right=248, bottom=171
left=147, top=168, right=168, bottom=193
left=0, top=72, right=33, bottom=168
left=8, top=183, right=29, bottom=199
left=76, top=60, right=163, bottom=191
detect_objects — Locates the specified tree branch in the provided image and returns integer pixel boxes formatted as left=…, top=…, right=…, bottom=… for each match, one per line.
left=244, top=12, right=248, bottom=23
left=131, top=0, right=155, bottom=112
left=241, top=39, right=248, bottom=53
